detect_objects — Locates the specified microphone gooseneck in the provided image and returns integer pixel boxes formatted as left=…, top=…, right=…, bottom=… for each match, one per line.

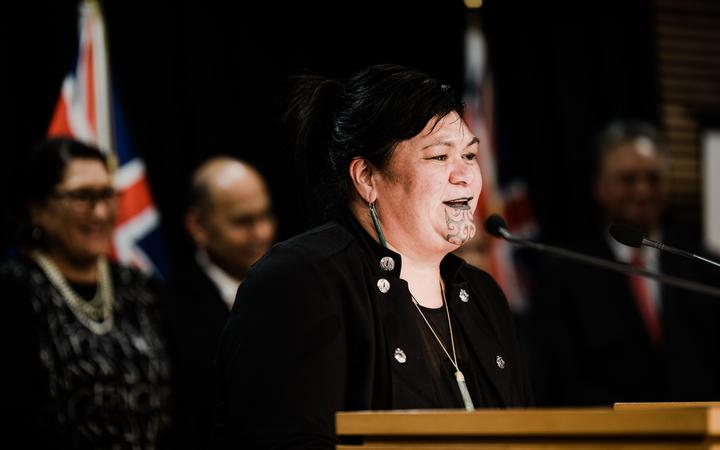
left=609, top=223, right=720, bottom=270
left=485, top=215, right=720, bottom=298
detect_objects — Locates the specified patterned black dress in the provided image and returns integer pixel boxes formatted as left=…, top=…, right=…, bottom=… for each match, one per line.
left=0, top=255, right=173, bottom=450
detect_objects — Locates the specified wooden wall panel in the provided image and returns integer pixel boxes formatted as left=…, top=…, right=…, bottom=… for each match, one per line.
left=655, top=0, right=720, bottom=223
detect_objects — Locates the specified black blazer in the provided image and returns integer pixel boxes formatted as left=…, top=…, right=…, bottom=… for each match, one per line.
left=531, top=225, right=720, bottom=406
left=210, top=213, right=532, bottom=449
left=165, top=259, right=230, bottom=450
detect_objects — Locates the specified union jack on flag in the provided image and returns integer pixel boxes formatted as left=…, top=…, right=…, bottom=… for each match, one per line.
left=47, top=0, right=168, bottom=276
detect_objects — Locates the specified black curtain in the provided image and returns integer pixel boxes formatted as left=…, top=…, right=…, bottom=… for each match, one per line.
left=483, top=0, right=660, bottom=243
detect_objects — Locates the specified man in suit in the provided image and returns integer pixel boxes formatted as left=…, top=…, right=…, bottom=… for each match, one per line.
left=531, top=120, right=720, bottom=406
left=166, top=156, right=276, bottom=449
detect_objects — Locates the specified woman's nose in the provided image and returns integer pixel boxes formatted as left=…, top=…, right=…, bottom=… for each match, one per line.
left=449, top=158, right=476, bottom=185
left=91, top=197, right=115, bottom=219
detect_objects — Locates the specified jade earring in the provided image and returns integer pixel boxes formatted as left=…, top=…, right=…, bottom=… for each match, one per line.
left=368, top=202, right=387, bottom=248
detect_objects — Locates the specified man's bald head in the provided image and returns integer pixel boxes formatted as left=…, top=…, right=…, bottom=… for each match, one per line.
left=186, top=157, right=276, bottom=279
left=189, top=157, right=265, bottom=216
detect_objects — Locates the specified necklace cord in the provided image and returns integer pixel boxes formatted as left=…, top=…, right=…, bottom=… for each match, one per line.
left=410, top=280, right=475, bottom=411
left=410, top=281, right=459, bottom=373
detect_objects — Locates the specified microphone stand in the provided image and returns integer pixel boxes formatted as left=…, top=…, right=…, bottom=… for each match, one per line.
left=641, top=237, right=720, bottom=270
left=493, top=227, right=720, bottom=299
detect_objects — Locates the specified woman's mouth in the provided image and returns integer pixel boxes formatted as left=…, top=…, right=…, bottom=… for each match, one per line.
left=443, top=197, right=473, bottom=210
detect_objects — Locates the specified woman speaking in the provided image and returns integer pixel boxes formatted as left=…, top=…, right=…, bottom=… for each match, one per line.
left=211, top=64, right=532, bottom=449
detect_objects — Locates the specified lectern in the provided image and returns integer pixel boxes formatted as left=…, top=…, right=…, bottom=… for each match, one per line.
left=336, top=403, right=720, bottom=449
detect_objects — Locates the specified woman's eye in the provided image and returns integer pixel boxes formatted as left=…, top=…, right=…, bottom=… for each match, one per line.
left=428, top=155, right=447, bottom=161
left=464, top=153, right=477, bottom=161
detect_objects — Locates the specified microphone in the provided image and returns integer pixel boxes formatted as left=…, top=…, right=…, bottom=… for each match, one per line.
left=484, top=214, right=720, bottom=298
left=485, top=214, right=511, bottom=240
left=609, top=224, right=720, bottom=270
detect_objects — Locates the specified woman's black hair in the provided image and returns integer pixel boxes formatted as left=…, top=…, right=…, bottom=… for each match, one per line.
left=282, top=64, right=464, bottom=226
left=16, top=137, right=109, bottom=246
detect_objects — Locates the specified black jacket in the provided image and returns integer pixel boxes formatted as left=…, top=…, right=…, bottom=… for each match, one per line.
left=165, top=258, right=230, bottom=450
left=210, top=213, right=532, bottom=449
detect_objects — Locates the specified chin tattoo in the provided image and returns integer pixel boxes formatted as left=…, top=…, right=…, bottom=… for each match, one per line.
left=445, top=208, right=476, bottom=245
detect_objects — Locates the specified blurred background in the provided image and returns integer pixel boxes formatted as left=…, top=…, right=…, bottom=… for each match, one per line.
left=8, top=0, right=720, bottom=263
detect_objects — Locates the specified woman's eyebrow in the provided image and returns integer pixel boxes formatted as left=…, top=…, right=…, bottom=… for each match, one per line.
left=421, top=136, right=479, bottom=150
left=422, top=140, right=453, bottom=150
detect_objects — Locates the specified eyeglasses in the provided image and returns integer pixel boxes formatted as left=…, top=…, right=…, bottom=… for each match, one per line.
left=52, top=188, right=120, bottom=212
left=611, top=171, right=665, bottom=187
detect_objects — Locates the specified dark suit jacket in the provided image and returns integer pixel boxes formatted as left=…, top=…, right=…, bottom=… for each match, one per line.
left=210, top=213, right=533, bottom=449
left=165, top=259, right=230, bottom=450
left=531, top=224, right=720, bottom=406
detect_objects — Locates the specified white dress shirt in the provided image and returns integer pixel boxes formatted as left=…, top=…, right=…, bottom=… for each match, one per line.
left=195, top=250, right=241, bottom=310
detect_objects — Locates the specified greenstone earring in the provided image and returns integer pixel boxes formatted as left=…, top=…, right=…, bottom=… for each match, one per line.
left=368, top=202, right=387, bottom=248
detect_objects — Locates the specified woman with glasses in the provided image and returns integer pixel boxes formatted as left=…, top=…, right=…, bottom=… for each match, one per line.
left=0, top=138, right=173, bottom=449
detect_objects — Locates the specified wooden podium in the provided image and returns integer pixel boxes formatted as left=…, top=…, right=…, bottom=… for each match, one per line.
left=336, top=403, right=720, bottom=449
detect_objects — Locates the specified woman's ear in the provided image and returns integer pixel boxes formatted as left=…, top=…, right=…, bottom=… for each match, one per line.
left=348, top=158, right=377, bottom=204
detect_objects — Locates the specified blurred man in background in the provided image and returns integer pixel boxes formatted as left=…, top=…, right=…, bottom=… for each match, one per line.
left=595, top=121, right=669, bottom=237
left=531, top=120, right=720, bottom=406
left=165, top=156, right=276, bottom=449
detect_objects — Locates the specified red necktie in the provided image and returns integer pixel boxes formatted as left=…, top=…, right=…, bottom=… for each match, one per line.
left=628, top=249, right=662, bottom=347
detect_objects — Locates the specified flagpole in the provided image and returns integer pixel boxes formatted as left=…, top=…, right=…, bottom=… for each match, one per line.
left=85, top=0, right=116, bottom=170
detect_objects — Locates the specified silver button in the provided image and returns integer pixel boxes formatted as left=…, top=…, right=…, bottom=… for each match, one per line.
left=496, top=355, right=506, bottom=369
left=459, top=289, right=469, bottom=303
left=380, top=256, right=395, bottom=271
left=394, top=348, right=407, bottom=363
left=377, top=278, right=390, bottom=293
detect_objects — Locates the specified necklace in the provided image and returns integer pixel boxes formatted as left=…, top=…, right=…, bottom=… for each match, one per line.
left=32, top=251, right=114, bottom=335
left=410, top=281, right=475, bottom=411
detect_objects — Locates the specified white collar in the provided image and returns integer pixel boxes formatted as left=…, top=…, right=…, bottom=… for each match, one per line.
left=195, top=250, right=241, bottom=310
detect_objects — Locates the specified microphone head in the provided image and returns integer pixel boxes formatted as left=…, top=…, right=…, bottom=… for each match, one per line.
left=609, top=224, right=644, bottom=248
left=485, top=214, right=508, bottom=237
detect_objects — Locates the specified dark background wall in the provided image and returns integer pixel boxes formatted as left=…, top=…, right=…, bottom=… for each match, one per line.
left=483, top=0, right=660, bottom=243
left=1, top=0, right=662, bottom=269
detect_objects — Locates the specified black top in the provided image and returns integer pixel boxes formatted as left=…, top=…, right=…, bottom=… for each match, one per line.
left=68, top=280, right=97, bottom=300
left=210, top=210, right=532, bottom=449
left=414, top=303, right=499, bottom=408
left=0, top=255, right=173, bottom=450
